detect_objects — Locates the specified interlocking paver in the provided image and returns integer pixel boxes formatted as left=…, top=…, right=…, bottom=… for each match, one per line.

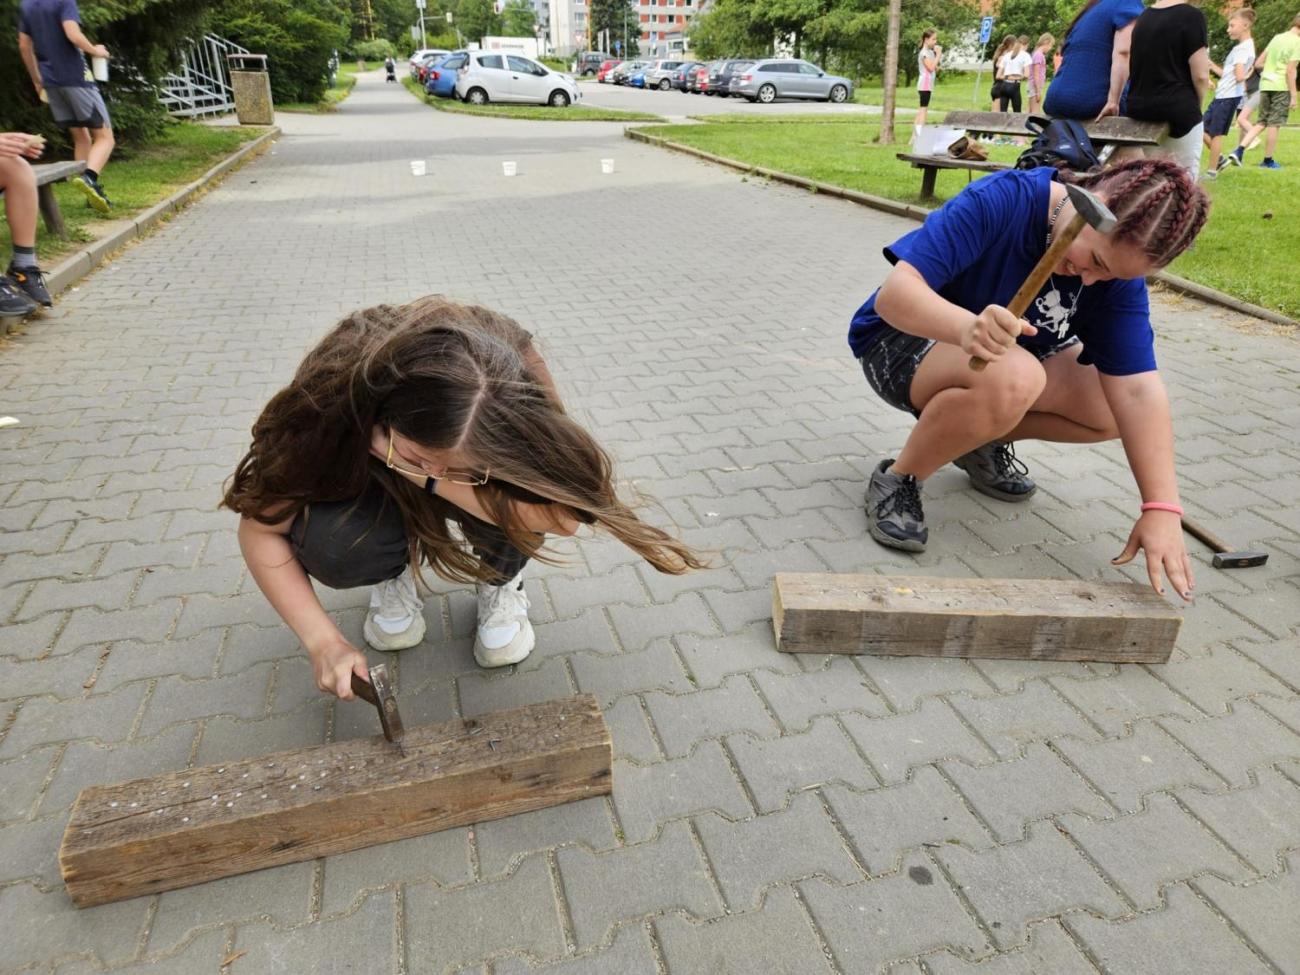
left=922, top=920, right=1095, bottom=974
left=935, top=824, right=1127, bottom=949
left=558, top=820, right=722, bottom=949
left=611, top=741, right=752, bottom=843
left=1064, top=883, right=1272, bottom=974
left=1, top=73, right=1296, bottom=972
left=1194, top=852, right=1300, bottom=969
left=230, top=890, right=396, bottom=975
left=654, top=885, right=833, bottom=975
left=801, top=851, right=992, bottom=973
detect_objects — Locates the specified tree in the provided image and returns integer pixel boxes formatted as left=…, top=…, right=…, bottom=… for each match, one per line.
left=591, top=0, right=639, bottom=56
left=210, top=0, right=351, bottom=104
left=455, top=0, right=501, bottom=43
left=501, top=0, right=537, bottom=36
left=880, top=0, right=901, bottom=141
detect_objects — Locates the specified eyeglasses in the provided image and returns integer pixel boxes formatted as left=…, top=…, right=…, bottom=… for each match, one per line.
left=385, top=430, right=490, bottom=486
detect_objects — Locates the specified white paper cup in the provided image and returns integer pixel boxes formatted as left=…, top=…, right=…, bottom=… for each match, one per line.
left=502, top=161, right=517, bottom=177
left=91, top=56, right=109, bottom=82
left=600, top=158, right=615, bottom=174
left=410, top=160, right=426, bottom=176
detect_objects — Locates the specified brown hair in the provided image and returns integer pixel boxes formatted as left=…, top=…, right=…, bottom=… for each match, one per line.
left=222, top=297, right=706, bottom=583
left=992, top=34, right=1017, bottom=63
left=1062, top=158, right=1211, bottom=269
left=921, top=28, right=937, bottom=44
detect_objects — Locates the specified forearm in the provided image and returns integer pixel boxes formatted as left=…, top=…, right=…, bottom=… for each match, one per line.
left=238, top=519, right=343, bottom=653
left=874, top=262, right=975, bottom=346
left=1289, top=63, right=1297, bottom=97
left=18, top=37, right=41, bottom=86
left=62, top=21, right=99, bottom=56
left=384, top=463, right=577, bottom=535
left=1108, top=26, right=1133, bottom=102
left=1101, top=372, right=1181, bottom=505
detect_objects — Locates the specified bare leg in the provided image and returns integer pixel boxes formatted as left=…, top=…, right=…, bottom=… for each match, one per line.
left=1263, top=124, right=1281, bottom=158
left=87, top=125, right=115, bottom=174
left=1206, top=133, right=1223, bottom=172
left=0, top=158, right=39, bottom=249
left=69, top=126, right=91, bottom=163
left=1005, top=343, right=1118, bottom=443
left=892, top=343, right=1047, bottom=479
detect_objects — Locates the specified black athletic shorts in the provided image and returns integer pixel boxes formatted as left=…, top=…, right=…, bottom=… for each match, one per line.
left=857, top=325, right=1080, bottom=417
left=918, top=90, right=932, bottom=107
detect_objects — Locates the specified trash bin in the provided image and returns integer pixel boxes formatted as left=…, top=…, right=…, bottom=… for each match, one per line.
left=227, top=53, right=274, bottom=125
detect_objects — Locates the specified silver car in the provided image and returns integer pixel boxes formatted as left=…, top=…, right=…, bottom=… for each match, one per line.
left=611, top=59, right=648, bottom=85
left=643, top=60, right=685, bottom=90
left=732, top=59, right=854, bottom=104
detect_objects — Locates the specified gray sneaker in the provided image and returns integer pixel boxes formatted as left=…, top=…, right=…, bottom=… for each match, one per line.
left=866, top=459, right=928, bottom=552
left=953, top=441, right=1036, bottom=502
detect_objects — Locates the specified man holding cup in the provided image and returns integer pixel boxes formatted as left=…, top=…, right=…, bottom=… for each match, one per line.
left=17, top=0, right=116, bottom=213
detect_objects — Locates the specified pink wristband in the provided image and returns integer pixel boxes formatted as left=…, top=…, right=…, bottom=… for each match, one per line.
left=1140, top=502, right=1184, bottom=516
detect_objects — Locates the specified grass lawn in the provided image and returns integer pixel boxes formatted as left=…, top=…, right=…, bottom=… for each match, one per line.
left=637, top=116, right=1300, bottom=319
left=279, top=61, right=368, bottom=113
left=401, top=77, right=666, bottom=122
left=0, top=122, right=264, bottom=267
left=854, top=71, right=1037, bottom=116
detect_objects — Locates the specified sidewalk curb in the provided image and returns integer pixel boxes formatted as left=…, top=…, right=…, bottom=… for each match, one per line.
left=40, top=126, right=280, bottom=303
left=624, top=126, right=1298, bottom=330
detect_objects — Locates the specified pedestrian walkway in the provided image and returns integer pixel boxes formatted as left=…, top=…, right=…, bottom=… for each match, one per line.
left=1, top=72, right=1298, bottom=974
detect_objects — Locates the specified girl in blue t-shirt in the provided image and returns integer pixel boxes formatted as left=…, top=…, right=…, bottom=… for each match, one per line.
left=850, top=159, right=1209, bottom=601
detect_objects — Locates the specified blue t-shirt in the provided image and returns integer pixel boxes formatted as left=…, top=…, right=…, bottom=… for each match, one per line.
left=1042, top=0, right=1144, bottom=119
left=849, top=168, right=1155, bottom=377
left=18, top=0, right=93, bottom=89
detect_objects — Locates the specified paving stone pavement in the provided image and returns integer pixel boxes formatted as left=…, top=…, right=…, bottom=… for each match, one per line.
left=1, top=73, right=1298, bottom=974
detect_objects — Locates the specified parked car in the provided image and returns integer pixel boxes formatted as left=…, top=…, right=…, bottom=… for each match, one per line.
left=596, top=59, right=622, bottom=82
left=732, top=58, right=854, bottom=103
left=409, top=48, right=449, bottom=70
left=687, top=63, right=711, bottom=93
left=411, top=50, right=450, bottom=80
left=423, top=51, right=468, bottom=98
left=671, top=61, right=702, bottom=91
left=573, top=51, right=610, bottom=76
left=643, top=60, right=685, bottom=91
left=455, top=51, right=581, bottom=106
left=711, top=59, right=754, bottom=98
left=628, top=66, right=648, bottom=89
left=611, top=60, right=647, bottom=85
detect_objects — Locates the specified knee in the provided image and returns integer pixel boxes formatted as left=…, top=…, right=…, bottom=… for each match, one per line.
left=0, top=157, right=35, bottom=193
left=982, top=359, right=1046, bottom=426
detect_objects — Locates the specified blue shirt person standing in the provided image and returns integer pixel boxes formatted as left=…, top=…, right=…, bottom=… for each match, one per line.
left=17, top=0, right=116, bottom=211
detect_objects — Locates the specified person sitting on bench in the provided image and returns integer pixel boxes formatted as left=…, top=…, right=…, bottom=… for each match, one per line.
left=0, top=132, right=52, bottom=314
left=1045, top=0, right=1144, bottom=121
left=849, top=159, right=1209, bottom=601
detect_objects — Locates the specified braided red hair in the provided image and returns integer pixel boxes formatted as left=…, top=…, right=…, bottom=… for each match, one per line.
left=1062, top=159, right=1210, bottom=269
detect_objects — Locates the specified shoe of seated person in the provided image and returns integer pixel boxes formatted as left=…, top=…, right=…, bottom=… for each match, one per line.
left=953, top=441, right=1037, bottom=502
left=0, top=275, right=38, bottom=317
left=473, top=571, right=535, bottom=668
left=363, top=566, right=426, bottom=652
left=6, top=264, right=52, bottom=307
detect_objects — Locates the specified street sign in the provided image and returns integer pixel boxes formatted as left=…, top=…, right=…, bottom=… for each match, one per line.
left=979, top=16, right=994, bottom=45
left=415, top=0, right=425, bottom=8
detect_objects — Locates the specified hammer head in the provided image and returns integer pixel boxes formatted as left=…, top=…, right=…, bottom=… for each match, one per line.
left=350, top=663, right=405, bottom=751
left=1065, top=182, right=1118, bottom=236
left=1212, top=551, right=1269, bottom=569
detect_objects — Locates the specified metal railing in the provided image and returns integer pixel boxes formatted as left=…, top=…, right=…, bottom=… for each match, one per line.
left=158, top=34, right=250, bottom=117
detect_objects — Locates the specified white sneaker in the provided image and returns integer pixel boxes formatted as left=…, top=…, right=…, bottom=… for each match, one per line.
left=473, top=571, right=534, bottom=668
left=363, top=566, right=426, bottom=652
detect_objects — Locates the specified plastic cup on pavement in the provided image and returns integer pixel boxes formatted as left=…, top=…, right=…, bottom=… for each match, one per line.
left=502, top=161, right=517, bottom=177
left=600, top=158, right=615, bottom=174
left=91, top=56, right=109, bottom=82
left=410, top=160, right=426, bottom=176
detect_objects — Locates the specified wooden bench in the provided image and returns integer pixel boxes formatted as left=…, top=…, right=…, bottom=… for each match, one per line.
left=898, top=112, right=1168, bottom=201
left=32, top=160, right=87, bottom=239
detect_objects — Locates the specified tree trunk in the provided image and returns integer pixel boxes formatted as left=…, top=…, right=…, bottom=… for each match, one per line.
left=879, top=0, right=902, bottom=143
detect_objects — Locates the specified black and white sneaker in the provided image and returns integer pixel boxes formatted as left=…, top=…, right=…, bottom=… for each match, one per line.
left=866, top=459, right=928, bottom=552
left=954, top=441, right=1037, bottom=502
left=0, top=275, right=38, bottom=317
left=74, top=173, right=112, bottom=213
left=6, top=264, right=51, bottom=308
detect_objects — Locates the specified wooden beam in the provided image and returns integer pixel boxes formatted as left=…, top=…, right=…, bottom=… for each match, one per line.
left=60, top=695, right=611, bottom=908
left=773, top=573, right=1180, bottom=663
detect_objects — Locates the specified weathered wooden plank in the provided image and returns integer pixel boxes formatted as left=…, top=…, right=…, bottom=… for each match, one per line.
left=60, top=695, right=610, bottom=908
left=940, top=111, right=1168, bottom=145
left=31, top=160, right=87, bottom=186
left=773, top=574, right=1180, bottom=663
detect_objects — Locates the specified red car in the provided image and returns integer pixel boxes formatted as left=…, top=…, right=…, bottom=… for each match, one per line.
left=689, top=64, right=709, bottom=93
left=596, top=59, right=622, bottom=83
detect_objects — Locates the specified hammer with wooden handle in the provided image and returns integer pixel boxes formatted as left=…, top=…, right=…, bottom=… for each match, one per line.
left=1180, top=516, right=1268, bottom=569
left=350, top=663, right=406, bottom=753
left=969, top=182, right=1118, bottom=372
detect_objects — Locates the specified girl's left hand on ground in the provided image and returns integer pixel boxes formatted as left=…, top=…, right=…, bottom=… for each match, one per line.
left=1112, top=512, right=1195, bottom=601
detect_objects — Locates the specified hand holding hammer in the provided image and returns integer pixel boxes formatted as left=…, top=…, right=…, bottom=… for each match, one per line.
left=968, top=183, right=1118, bottom=371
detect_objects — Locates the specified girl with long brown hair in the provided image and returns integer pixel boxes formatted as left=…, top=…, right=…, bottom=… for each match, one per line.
left=223, top=296, right=704, bottom=699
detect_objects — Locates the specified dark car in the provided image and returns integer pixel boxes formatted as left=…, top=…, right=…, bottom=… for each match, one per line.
left=574, top=51, right=610, bottom=76
left=711, top=59, right=754, bottom=98
left=671, top=61, right=702, bottom=92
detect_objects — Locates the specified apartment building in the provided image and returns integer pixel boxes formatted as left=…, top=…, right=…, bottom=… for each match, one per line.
left=547, top=0, right=706, bottom=57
